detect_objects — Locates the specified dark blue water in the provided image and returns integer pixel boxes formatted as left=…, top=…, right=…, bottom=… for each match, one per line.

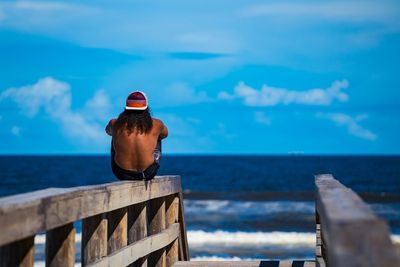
left=1, top=155, right=399, bottom=195
left=1, top=155, right=399, bottom=261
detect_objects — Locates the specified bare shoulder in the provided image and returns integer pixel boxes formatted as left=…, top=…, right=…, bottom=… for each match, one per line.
left=152, top=118, right=168, bottom=138
left=152, top=118, right=164, bottom=127
left=105, top=118, right=117, bottom=136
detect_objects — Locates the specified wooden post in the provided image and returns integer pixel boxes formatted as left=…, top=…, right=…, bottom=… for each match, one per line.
left=315, top=210, right=326, bottom=267
left=165, top=195, right=179, bottom=267
left=0, top=236, right=34, bottom=267
left=107, top=207, right=128, bottom=254
left=82, top=213, right=107, bottom=265
left=45, top=223, right=75, bottom=267
left=316, top=174, right=400, bottom=266
left=148, top=197, right=166, bottom=267
left=128, top=202, right=148, bottom=267
left=0, top=176, right=185, bottom=267
left=177, top=191, right=189, bottom=261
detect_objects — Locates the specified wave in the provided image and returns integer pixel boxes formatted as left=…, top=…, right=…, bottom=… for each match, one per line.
left=183, top=191, right=400, bottom=203
left=369, top=203, right=400, bottom=218
left=34, top=257, right=303, bottom=266
left=35, top=234, right=81, bottom=245
left=184, top=200, right=315, bottom=216
left=35, top=262, right=80, bottom=267
left=190, top=256, right=314, bottom=261
left=34, top=231, right=400, bottom=246
left=188, top=230, right=315, bottom=247
left=33, top=231, right=400, bottom=266
left=183, top=191, right=316, bottom=202
left=191, top=256, right=259, bottom=261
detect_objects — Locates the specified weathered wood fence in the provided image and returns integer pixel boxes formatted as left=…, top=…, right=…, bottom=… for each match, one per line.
left=0, top=176, right=189, bottom=267
left=1, top=173, right=399, bottom=267
left=315, top=174, right=400, bottom=267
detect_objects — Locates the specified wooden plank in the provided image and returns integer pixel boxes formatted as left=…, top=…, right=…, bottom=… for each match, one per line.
left=316, top=257, right=326, bottom=267
left=148, top=197, right=166, bottom=267
left=172, top=261, right=315, bottom=267
left=315, top=223, right=326, bottom=267
left=107, top=208, right=127, bottom=254
left=87, top=223, right=180, bottom=267
left=128, top=202, right=148, bottom=267
left=0, top=236, right=34, bottom=267
left=177, top=190, right=189, bottom=261
left=0, top=188, right=70, bottom=247
left=82, top=214, right=108, bottom=265
left=315, top=174, right=400, bottom=267
left=0, top=176, right=181, bottom=246
left=315, top=223, right=322, bottom=255
left=45, top=223, right=75, bottom=267
left=165, top=195, right=179, bottom=267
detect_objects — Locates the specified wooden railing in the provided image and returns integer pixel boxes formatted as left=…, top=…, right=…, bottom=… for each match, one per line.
left=0, top=176, right=189, bottom=267
left=315, top=174, right=400, bottom=267
left=2, top=173, right=399, bottom=267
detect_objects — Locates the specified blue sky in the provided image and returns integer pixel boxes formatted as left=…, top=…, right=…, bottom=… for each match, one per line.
left=0, top=0, right=400, bottom=154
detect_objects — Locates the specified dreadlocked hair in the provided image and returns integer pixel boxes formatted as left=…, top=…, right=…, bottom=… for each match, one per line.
left=115, top=108, right=153, bottom=135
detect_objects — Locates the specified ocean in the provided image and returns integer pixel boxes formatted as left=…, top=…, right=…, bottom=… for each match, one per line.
left=1, top=155, right=399, bottom=264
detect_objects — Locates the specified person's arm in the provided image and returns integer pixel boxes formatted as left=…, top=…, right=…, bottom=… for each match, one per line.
left=153, top=118, right=168, bottom=139
left=159, top=121, right=168, bottom=139
left=105, top=119, right=116, bottom=136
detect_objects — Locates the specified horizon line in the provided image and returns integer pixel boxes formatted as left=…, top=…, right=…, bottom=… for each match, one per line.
left=0, top=153, right=399, bottom=157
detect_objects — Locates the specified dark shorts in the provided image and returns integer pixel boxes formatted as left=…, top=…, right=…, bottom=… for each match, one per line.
left=111, top=140, right=161, bottom=181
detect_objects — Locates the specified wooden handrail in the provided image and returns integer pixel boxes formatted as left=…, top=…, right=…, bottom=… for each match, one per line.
left=0, top=176, right=180, bottom=246
left=315, top=174, right=400, bottom=267
left=0, top=175, right=189, bottom=267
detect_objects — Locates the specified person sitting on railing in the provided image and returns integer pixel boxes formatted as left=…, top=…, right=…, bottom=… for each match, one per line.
left=105, top=91, right=168, bottom=181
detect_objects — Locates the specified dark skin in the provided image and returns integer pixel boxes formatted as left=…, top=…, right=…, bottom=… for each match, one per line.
left=105, top=118, right=168, bottom=171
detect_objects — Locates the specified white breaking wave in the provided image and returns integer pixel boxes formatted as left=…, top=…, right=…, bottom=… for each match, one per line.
left=34, top=231, right=400, bottom=246
left=35, top=262, right=81, bottom=267
left=188, top=230, right=315, bottom=247
left=191, top=256, right=259, bottom=261
left=35, top=258, right=266, bottom=266
left=35, top=234, right=81, bottom=244
left=392, top=234, right=400, bottom=244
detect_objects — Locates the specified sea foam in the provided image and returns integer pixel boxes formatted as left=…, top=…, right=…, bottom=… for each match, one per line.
left=34, top=231, right=400, bottom=246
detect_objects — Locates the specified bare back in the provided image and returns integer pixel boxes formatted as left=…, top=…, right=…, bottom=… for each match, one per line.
left=108, top=118, right=167, bottom=171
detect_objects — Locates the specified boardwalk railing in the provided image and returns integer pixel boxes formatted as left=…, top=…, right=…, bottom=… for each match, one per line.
left=0, top=176, right=189, bottom=267
left=2, top=173, right=399, bottom=267
left=315, top=174, right=400, bottom=267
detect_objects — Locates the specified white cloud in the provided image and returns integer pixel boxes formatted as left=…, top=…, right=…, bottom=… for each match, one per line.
left=11, top=126, right=20, bottom=136
left=241, top=2, right=400, bottom=26
left=219, top=80, right=348, bottom=106
left=0, top=0, right=397, bottom=69
left=254, top=111, right=271, bottom=125
left=83, top=89, right=111, bottom=120
left=162, top=82, right=210, bottom=106
left=177, top=31, right=240, bottom=54
left=218, top=91, right=235, bottom=100
left=317, top=112, right=377, bottom=141
left=0, top=77, right=71, bottom=117
left=0, top=1, right=238, bottom=54
left=14, top=1, right=81, bottom=11
left=0, top=77, right=110, bottom=146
